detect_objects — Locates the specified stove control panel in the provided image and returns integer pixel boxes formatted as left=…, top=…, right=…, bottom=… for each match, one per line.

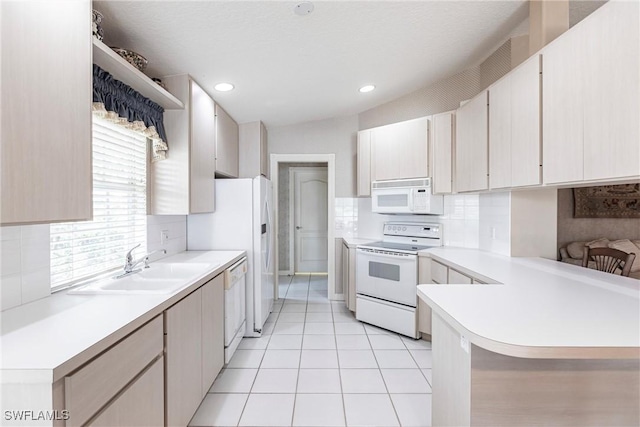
left=383, top=222, right=441, bottom=239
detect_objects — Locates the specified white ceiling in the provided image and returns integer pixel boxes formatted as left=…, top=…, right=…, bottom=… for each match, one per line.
left=95, top=1, right=601, bottom=127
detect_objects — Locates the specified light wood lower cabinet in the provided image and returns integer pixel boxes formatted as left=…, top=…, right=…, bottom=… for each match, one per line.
left=165, top=289, right=203, bottom=427
left=165, top=274, right=225, bottom=426
left=342, top=242, right=356, bottom=312
left=418, top=256, right=432, bottom=336
left=448, top=268, right=473, bottom=285
left=63, top=316, right=164, bottom=427
left=90, top=357, right=164, bottom=427
left=201, top=274, right=225, bottom=397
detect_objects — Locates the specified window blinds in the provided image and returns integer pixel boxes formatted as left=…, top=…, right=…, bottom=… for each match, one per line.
left=50, top=118, right=148, bottom=289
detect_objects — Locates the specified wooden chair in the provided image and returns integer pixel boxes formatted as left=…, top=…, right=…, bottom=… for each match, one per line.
left=582, top=247, right=636, bottom=277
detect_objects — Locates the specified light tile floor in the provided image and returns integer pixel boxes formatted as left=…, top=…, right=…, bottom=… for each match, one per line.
left=189, top=274, right=433, bottom=427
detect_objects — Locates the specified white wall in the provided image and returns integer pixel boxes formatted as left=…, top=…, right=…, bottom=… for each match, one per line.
left=268, top=115, right=358, bottom=198
left=0, top=215, right=186, bottom=311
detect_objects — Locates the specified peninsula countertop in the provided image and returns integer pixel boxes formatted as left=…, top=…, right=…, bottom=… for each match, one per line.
left=417, top=247, right=640, bottom=359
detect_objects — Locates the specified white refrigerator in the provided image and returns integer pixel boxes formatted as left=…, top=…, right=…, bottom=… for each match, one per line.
left=187, top=176, right=274, bottom=337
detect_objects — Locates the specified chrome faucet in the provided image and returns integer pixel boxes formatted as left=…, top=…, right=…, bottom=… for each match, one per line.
left=120, top=244, right=167, bottom=276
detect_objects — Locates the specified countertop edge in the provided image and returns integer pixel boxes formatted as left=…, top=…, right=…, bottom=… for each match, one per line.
left=417, top=286, right=640, bottom=360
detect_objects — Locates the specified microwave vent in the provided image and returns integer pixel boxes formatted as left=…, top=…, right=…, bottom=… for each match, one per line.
left=372, top=178, right=432, bottom=189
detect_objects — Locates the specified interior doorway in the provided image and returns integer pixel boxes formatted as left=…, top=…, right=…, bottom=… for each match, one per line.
left=291, top=166, right=328, bottom=273
left=270, top=154, right=337, bottom=301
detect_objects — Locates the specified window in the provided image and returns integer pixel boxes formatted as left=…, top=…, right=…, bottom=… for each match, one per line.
left=50, top=117, right=148, bottom=289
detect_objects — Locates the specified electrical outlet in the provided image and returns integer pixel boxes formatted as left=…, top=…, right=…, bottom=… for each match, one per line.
left=491, top=227, right=497, bottom=240
left=160, top=230, right=169, bottom=245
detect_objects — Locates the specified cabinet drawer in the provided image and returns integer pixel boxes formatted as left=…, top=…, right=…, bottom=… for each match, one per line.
left=65, top=316, right=163, bottom=427
left=430, top=260, right=448, bottom=284
left=448, top=269, right=473, bottom=284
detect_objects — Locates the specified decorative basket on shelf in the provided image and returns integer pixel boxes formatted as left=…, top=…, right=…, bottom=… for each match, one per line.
left=110, top=47, right=149, bottom=72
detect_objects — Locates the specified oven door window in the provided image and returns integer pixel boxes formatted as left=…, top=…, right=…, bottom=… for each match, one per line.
left=369, top=261, right=400, bottom=282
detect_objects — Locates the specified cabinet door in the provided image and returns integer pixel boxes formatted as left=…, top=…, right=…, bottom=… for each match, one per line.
left=216, top=105, right=239, bottom=177
left=342, top=243, right=350, bottom=310
left=510, top=55, right=541, bottom=187
left=202, top=275, right=225, bottom=396
left=90, top=357, right=164, bottom=427
left=357, top=130, right=372, bottom=196
left=190, top=80, right=216, bottom=213
left=448, top=269, right=473, bottom=285
left=165, top=289, right=203, bottom=427
left=347, top=247, right=357, bottom=312
left=371, top=118, right=429, bottom=181
left=432, top=112, right=454, bottom=194
left=1, top=0, right=92, bottom=225
left=260, top=122, right=269, bottom=178
left=583, top=1, right=640, bottom=180
left=542, top=25, right=585, bottom=184
left=417, top=257, right=432, bottom=335
left=456, top=92, right=489, bottom=192
left=489, top=76, right=512, bottom=190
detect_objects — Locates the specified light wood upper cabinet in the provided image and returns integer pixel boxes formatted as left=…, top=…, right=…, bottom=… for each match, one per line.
left=239, top=121, right=269, bottom=178
left=489, top=55, right=541, bottom=189
left=542, top=27, right=585, bottom=185
left=370, top=117, right=429, bottom=182
left=153, top=75, right=215, bottom=215
left=510, top=55, right=541, bottom=187
left=190, top=81, right=217, bottom=213
left=456, top=92, right=489, bottom=193
left=432, top=112, right=455, bottom=194
left=165, top=289, right=203, bottom=427
left=543, top=0, right=639, bottom=185
left=356, top=129, right=372, bottom=196
left=215, top=105, right=239, bottom=178
left=582, top=0, right=639, bottom=181
left=1, top=0, right=92, bottom=225
left=201, top=274, right=225, bottom=397
left=489, top=74, right=512, bottom=190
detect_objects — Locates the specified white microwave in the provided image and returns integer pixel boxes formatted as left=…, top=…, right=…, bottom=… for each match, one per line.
left=371, top=178, right=444, bottom=215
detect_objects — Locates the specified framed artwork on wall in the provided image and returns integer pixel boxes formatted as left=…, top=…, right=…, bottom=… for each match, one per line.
left=573, top=183, right=640, bottom=218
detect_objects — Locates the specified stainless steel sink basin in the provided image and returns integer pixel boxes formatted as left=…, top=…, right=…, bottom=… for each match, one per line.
left=68, top=263, right=217, bottom=295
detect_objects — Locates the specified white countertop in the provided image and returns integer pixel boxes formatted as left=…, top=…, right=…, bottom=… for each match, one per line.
left=417, top=247, right=640, bottom=359
left=342, top=236, right=378, bottom=248
left=1, top=251, right=244, bottom=381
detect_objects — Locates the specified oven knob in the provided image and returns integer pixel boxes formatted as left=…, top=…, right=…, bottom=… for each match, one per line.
left=402, top=227, right=407, bottom=231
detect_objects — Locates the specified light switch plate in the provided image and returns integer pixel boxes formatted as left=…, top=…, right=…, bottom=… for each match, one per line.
left=160, top=230, right=169, bottom=245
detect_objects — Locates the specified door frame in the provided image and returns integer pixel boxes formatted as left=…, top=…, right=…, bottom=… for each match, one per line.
left=289, top=166, right=328, bottom=274
left=270, top=154, right=339, bottom=301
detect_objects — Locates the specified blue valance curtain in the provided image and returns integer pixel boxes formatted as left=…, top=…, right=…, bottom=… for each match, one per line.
left=92, top=64, right=168, bottom=161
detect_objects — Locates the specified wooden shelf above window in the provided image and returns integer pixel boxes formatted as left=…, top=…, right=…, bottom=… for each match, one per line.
left=92, top=38, right=184, bottom=110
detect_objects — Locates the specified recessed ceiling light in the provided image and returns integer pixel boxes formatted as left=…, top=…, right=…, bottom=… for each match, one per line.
left=214, top=83, right=234, bottom=92
left=294, top=1, right=314, bottom=16
left=359, top=85, right=375, bottom=93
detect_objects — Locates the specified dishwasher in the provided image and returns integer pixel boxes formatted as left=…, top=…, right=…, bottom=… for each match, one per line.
left=224, top=257, right=248, bottom=363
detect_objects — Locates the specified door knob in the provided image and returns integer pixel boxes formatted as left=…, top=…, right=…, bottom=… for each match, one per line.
left=296, top=226, right=302, bottom=230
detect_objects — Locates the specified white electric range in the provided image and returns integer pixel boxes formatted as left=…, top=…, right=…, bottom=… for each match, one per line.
left=355, top=222, right=442, bottom=338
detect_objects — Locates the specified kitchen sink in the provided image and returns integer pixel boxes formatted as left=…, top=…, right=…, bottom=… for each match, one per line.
left=68, top=262, right=217, bottom=295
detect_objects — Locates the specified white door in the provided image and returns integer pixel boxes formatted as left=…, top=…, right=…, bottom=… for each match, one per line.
left=293, top=168, right=328, bottom=273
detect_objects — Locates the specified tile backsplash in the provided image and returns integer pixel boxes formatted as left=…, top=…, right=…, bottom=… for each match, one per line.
left=0, top=224, right=51, bottom=311
left=335, top=194, right=482, bottom=249
left=479, top=192, right=511, bottom=256
left=0, top=215, right=186, bottom=312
